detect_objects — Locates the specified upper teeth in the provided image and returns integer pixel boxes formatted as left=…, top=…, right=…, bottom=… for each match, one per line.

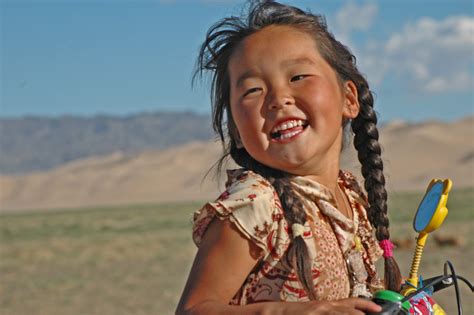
left=272, top=120, right=305, bottom=133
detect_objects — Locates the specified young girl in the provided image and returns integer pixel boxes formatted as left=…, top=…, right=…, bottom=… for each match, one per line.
left=177, top=1, right=402, bottom=314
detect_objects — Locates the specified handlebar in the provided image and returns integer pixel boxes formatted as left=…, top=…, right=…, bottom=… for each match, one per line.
left=366, top=180, right=473, bottom=315
left=367, top=261, right=474, bottom=315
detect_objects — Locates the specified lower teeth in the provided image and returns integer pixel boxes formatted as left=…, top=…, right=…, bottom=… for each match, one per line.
left=279, top=130, right=300, bottom=140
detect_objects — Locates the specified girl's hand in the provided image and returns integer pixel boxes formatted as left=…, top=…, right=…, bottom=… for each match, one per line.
left=279, top=298, right=382, bottom=315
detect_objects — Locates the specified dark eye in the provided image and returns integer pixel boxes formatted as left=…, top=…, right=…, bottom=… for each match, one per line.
left=243, top=87, right=261, bottom=96
left=290, top=75, right=307, bottom=82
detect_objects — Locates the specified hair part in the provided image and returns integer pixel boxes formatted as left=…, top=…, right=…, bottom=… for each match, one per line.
left=196, top=0, right=401, bottom=296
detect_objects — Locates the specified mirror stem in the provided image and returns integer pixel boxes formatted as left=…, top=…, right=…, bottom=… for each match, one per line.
left=402, top=232, right=428, bottom=295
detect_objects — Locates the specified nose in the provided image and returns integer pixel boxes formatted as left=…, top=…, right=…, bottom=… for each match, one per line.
left=267, top=88, right=295, bottom=110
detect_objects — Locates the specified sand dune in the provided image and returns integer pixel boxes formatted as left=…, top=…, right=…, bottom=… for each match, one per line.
left=1, top=117, right=473, bottom=211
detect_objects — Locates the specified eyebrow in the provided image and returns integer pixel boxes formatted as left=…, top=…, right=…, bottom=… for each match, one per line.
left=235, top=57, right=317, bottom=88
left=281, top=57, right=317, bottom=68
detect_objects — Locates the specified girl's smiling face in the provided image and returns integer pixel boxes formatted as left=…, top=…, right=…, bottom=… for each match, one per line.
left=228, top=25, right=360, bottom=177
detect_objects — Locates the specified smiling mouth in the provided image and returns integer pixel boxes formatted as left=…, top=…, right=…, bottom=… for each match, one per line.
left=270, top=119, right=309, bottom=141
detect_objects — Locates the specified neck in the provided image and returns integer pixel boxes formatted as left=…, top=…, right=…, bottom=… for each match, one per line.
left=302, top=157, right=341, bottom=194
left=302, top=144, right=343, bottom=194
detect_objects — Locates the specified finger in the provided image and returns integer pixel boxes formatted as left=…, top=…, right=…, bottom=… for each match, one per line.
left=329, top=306, right=365, bottom=315
left=346, top=297, right=383, bottom=312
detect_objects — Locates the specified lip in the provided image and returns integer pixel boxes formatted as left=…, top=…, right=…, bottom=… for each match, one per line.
left=270, top=127, right=307, bottom=143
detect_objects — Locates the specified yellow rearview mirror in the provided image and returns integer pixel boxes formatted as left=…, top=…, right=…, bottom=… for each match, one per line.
left=401, top=179, right=452, bottom=296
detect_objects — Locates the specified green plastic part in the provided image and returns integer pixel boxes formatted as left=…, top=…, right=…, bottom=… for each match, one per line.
left=374, top=290, right=411, bottom=311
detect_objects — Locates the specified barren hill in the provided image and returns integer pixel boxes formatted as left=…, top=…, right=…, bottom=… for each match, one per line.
left=1, top=117, right=472, bottom=211
left=0, top=112, right=213, bottom=174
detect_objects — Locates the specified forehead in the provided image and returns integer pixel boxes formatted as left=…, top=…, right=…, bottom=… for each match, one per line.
left=228, top=25, right=323, bottom=75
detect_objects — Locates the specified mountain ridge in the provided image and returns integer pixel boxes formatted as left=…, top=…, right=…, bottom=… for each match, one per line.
left=0, top=111, right=214, bottom=175
left=0, top=116, right=472, bottom=211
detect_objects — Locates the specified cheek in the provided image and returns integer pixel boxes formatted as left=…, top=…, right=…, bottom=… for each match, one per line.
left=230, top=104, right=247, bottom=132
left=230, top=108, right=253, bottom=147
left=231, top=101, right=261, bottom=130
left=231, top=106, right=268, bottom=149
left=237, top=114, right=262, bottom=141
left=310, top=84, right=344, bottom=117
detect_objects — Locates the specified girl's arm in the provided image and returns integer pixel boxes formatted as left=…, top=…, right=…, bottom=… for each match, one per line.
left=175, top=219, right=382, bottom=315
left=176, top=218, right=262, bottom=314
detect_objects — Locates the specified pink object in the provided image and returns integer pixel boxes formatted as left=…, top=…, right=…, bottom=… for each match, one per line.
left=379, top=239, right=394, bottom=258
left=408, top=291, right=446, bottom=314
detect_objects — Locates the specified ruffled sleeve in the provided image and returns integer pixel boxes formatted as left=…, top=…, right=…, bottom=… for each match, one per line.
left=192, top=169, right=285, bottom=258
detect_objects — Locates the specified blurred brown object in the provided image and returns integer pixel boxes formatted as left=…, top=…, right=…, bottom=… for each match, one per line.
left=433, top=234, right=465, bottom=247
left=392, top=237, right=414, bottom=249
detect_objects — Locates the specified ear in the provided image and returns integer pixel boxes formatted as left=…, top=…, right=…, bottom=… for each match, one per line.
left=342, top=81, right=360, bottom=119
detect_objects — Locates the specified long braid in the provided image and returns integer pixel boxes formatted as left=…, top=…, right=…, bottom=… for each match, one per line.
left=351, top=84, right=402, bottom=292
left=271, top=177, right=316, bottom=300
left=231, top=146, right=317, bottom=300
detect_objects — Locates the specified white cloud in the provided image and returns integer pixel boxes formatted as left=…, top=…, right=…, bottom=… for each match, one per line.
left=333, top=1, right=378, bottom=44
left=362, top=15, right=474, bottom=93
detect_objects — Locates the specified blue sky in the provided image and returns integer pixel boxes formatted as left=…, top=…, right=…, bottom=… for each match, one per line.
left=1, top=0, right=473, bottom=123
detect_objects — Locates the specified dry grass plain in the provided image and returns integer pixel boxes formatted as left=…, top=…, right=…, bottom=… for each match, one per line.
left=1, top=189, right=473, bottom=315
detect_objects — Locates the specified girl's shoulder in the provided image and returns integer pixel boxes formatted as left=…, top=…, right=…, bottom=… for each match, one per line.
left=193, top=168, right=285, bottom=255
left=224, top=168, right=275, bottom=194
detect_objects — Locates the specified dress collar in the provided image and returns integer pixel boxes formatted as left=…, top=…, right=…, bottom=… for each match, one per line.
left=290, top=171, right=357, bottom=235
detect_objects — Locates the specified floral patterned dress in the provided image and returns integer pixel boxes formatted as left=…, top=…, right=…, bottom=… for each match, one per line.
left=193, top=169, right=384, bottom=304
